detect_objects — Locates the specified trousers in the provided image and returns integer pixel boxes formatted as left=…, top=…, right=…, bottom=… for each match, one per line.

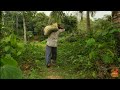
left=45, top=45, right=57, bottom=65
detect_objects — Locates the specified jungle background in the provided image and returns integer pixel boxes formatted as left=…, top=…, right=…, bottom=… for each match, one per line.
left=0, top=11, right=120, bottom=79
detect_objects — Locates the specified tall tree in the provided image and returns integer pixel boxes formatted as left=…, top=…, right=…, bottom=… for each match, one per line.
left=49, top=11, right=65, bottom=24
left=33, top=12, right=49, bottom=41
left=112, top=11, right=120, bottom=57
left=0, top=11, right=2, bottom=38
left=13, top=11, right=19, bottom=35
left=21, top=11, right=37, bottom=43
left=86, top=11, right=90, bottom=32
left=78, top=11, right=96, bottom=32
left=22, top=12, right=27, bottom=44
left=1, top=11, right=4, bottom=26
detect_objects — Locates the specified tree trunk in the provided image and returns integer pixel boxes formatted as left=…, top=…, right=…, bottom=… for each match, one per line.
left=16, top=14, right=18, bottom=35
left=11, top=12, right=14, bottom=31
left=23, top=12, right=27, bottom=44
left=112, top=11, right=120, bottom=57
left=86, top=11, right=91, bottom=32
left=2, top=11, right=4, bottom=26
left=0, top=11, right=2, bottom=38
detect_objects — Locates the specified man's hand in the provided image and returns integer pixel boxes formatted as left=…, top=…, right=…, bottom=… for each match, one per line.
left=59, top=29, right=65, bottom=32
left=58, top=26, right=64, bottom=29
left=58, top=24, right=64, bottom=29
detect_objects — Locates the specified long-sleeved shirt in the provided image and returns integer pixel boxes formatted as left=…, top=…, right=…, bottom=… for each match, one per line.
left=46, top=29, right=65, bottom=47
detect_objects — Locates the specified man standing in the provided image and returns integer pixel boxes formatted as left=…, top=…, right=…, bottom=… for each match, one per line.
left=44, top=24, right=65, bottom=68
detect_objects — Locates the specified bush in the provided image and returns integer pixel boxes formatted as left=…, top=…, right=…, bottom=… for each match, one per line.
left=0, top=34, right=23, bottom=79
left=0, top=65, right=23, bottom=79
left=62, top=15, right=77, bottom=33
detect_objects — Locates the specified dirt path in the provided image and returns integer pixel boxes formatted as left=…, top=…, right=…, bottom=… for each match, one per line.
left=45, top=67, right=64, bottom=79
left=34, top=42, right=63, bottom=79
left=46, top=75, right=63, bottom=79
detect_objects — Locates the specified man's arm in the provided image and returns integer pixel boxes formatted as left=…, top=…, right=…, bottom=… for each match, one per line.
left=58, top=29, right=65, bottom=33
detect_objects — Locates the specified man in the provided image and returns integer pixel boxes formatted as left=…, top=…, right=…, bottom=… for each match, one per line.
left=45, top=23, right=65, bottom=68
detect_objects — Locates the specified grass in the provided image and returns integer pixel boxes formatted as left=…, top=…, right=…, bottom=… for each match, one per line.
left=21, top=40, right=82, bottom=79
left=21, top=37, right=120, bottom=79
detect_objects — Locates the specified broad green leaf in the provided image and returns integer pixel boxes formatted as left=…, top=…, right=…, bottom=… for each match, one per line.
left=1, top=54, right=18, bottom=67
left=17, top=51, right=22, bottom=56
left=4, top=46, right=10, bottom=52
left=17, top=42, right=24, bottom=48
left=4, top=36, right=11, bottom=43
left=86, top=38, right=95, bottom=46
left=10, top=34, right=16, bottom=46
left=118, top=58, right=120, bottom=62
left=102, top=31, right=108, bottom=36
left=107, top=49, right=114, bottom=57
left=98, top=43, right=105, bottom=48
left=109, top=29, right=120, bottom=34
left=89, top=51, right=97, bottom=60
left=92, top=71, right=97, bottom=78
left=102, top=54, right=113, bottom=64
left=0, top=65, right=22, bottom=79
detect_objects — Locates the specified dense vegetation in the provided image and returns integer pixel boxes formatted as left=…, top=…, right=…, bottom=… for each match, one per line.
left=0, top=11, right=120, bottom=79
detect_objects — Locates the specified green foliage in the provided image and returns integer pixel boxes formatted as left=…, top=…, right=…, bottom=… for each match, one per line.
left=1, top=54, right=18, bottom=67
left=0, top=33, right=24, bottom=79
left=10, top=33, right=17, bottom=46
left=1, top=11, right=120, bottom=79
left=27, top=68, right=41, bottom=79
left=1, top=34, right=25, bottom=58
left=85, top=38, right=95, bottom=46
left=0, top=65, right=22, bottom=79
left=33, top=12, right=49, bottom=33
left=89, top=51, right=98, bottom=60
left=49, top=11, right=65, bottom=24
left=118, top=58, right=120, bottom=62
left=102, top=54, right=113, bottom=64
left=109, top=28, right=120, bottom=34
left=27, top=31, right=34, bottom=41
left=19, top=42, right=45, bottom=66
left=78, top=18, right=87, bottom=32
left=33, top=12, right=49, bottom=41
left=65, top=34, right=78, bottom=42
left=0, top=11, right=2, bottom=30
left=4, top=46, right=10, bottom=52
left=57, top=16, right=119, bottom=78
left=62, top=15, right=77, bottom=33
left=94, top=19, right=111, bottom=30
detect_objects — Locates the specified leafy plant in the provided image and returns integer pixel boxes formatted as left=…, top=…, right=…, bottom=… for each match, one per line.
left=86, top=38, right=95, bottom=46
left=0, top=34, right=23, bottom=79
left=1, top=54, right=18, bottom=67
left=0, top=65, right=22, bottom=79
